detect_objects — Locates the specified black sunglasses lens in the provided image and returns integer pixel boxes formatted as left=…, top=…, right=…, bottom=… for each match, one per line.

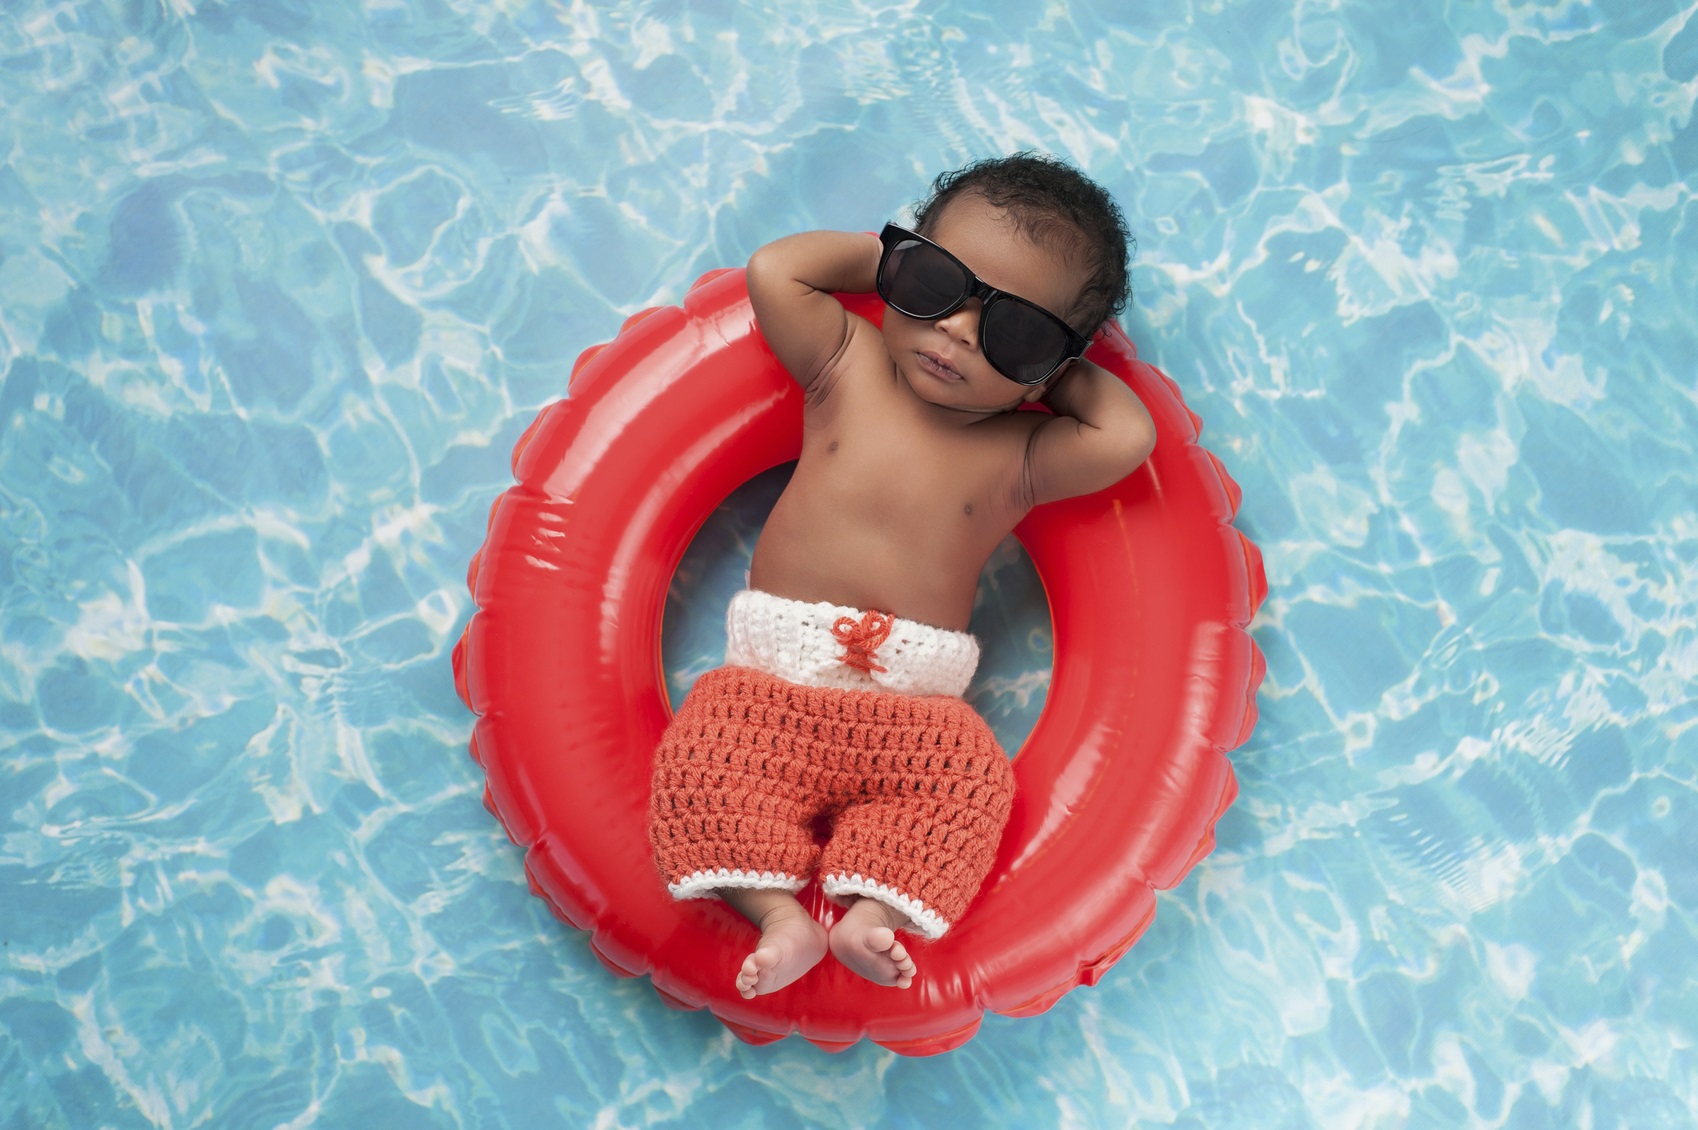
left=880, top=239, right=968, bottom=318
left=984, top=301, right=1070, bottom=384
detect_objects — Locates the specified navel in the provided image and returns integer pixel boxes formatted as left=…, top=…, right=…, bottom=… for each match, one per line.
left=828, top=441, right=839, bottom=453
left=963, top=502, right=973, bottom=516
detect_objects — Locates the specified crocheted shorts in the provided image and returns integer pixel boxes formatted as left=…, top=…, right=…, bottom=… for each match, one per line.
left=648, top=590, right=1016, bottom=939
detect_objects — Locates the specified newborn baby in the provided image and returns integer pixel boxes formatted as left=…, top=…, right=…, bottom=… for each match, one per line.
left=649, top=153, right=1155, bottom=999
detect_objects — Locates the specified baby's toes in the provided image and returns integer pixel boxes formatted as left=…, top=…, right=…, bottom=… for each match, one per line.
left=736, top=955, right=763, bottom=996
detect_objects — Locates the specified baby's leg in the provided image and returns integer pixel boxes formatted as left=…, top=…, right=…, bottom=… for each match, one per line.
left=719, top=886, right=828, bottom=999
left=650, top=666, right=835, bottom=996
left=828, top=897, right=916, bottom=989
left=817, top=709, right=1016, bottom=989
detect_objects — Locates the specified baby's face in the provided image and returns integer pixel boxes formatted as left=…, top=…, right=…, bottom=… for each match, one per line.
left=881, top=193, right=1091, bottom=415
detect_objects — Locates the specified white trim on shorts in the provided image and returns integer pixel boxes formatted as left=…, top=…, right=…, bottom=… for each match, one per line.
left=822, top=872, right=950, bottom=939
left=667, top=868, right=808, bottom=900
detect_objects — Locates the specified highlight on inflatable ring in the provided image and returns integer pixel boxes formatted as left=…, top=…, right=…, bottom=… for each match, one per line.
left=451, top=267, right=1266, bottom=1055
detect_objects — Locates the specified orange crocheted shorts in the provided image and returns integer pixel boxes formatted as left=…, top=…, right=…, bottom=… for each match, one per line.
left=648, top=666, right=1015, bottom=938
left=647, top=591, right=1016, bottom=939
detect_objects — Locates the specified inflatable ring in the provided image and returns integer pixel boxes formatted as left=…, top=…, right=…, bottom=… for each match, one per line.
left=452, top=268, right=1266, bottom=1055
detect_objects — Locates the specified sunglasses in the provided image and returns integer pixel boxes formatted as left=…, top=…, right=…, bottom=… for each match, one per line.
left=876, top=223, right=1090, bottom=385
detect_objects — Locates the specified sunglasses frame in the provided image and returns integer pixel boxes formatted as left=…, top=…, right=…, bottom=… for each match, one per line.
left=875, top=223, right=1090, bottom=386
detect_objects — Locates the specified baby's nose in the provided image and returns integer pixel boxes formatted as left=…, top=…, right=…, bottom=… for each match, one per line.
left=936, top=298, right=982, bottom=344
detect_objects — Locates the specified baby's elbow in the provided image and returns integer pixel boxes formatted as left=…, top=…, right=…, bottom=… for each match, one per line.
left=1077, top=425, right=1154, bottom=498
left=746, top=242, right=795, bottom=321
left=1112, top=415, right=1156, bottom=479
left=1129, top=422, right=1157, bottom=471
left=746, top=242, right=780, bottom=290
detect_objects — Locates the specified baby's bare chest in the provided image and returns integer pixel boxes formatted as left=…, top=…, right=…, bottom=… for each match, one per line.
left=799, top=411, right=1026, bottom=527
left=750, top=383, right=1042, bottom=626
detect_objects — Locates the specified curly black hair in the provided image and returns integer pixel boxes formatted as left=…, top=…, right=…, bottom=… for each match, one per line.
left=911, top=152, right=1133, bottom=334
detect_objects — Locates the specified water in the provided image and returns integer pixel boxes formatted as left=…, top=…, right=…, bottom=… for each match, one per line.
left=2, top=0, right=1695, bottom=1126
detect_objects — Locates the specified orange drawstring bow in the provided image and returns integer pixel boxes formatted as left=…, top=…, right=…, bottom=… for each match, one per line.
left=831, top=610, right=895, bottom=674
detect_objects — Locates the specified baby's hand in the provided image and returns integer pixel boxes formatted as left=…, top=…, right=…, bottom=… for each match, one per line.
left=1038, top=364, right=1080, bottom=414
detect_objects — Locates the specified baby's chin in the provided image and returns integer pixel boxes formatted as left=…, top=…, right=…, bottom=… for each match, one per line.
left=899, top=371, right=1028, bottom=416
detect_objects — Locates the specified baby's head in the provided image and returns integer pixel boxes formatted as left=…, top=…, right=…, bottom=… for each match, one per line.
left=912, top=153, right=1133, bottom=335
left=879, top=153, right=1132, bottom=412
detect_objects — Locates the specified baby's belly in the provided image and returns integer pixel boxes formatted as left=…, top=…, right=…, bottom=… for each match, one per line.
left=747, top=522, right=983, bottom=632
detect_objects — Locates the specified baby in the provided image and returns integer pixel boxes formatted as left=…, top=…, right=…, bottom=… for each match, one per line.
left=648, top=153, right=1155, bottom=998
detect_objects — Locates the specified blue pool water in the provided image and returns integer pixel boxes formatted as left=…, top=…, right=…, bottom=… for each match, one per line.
left=3, top=0, right=1696, bottom=1126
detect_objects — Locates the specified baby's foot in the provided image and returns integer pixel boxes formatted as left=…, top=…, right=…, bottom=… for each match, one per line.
left=735, top=901, right=829, bottom=999
left=829, top=898, right=917, bottom=988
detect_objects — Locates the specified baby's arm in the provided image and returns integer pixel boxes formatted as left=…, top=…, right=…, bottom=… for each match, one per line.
left=1024, top=360, right=1157, bottom=505
left=745, top=231, right=881, bottom=393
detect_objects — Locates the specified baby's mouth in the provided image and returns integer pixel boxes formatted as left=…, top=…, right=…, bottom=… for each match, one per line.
left=918, top=351, right=963, bottom=381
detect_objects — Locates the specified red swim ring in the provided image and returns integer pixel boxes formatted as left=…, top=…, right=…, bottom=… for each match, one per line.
left=452, top=268, right=1266, bottom=1055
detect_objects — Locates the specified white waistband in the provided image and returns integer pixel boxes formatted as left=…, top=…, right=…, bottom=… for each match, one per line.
left=723, top=589, right=979, bottom=698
